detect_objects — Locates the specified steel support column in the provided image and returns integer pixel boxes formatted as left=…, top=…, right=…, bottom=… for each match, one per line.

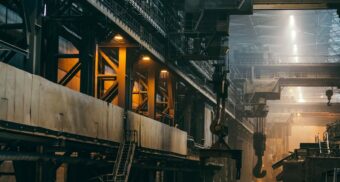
left=79, top=18, right=96, bottom=96
left=125, top=49, right=135, bottom=110
left=183, top=93, right=194, bottom=135
left=147, top=64, right=157, bottom=119
left=117, top=47, right=127, bottom=108
left=42, top=14, right=58, bottom=82
left=22, top=0, right=43, bottom=75
left=167, top=75, right=175, bottom=120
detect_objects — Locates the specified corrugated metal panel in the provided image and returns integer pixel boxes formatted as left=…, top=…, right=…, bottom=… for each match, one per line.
left=97, top=101, right=109, bottom=140
left=0, top=62, right=188, bottom=155
left=127, top=111, right=141, bottom=145
left=37, top=76, right=64, bottom=131
left=13, top=68, right=25, bottom=122
left=107, top=104, right=124, bottom=142
left=4, top=64, right=15, bottom=121
left=0, top=62, right=7, bottom=120
left=139, top=115, right=187, bottom=155
left=23, top=72, right=32, bottom=125
left=30, top=75, right=41, bottom=126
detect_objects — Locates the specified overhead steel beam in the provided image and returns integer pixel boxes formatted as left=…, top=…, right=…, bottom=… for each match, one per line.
left=87, top=0, right=238, bottom=120
left=3, top=51, right=16, bottom=63
left=234, top=63, right=340, bottom=68
left=253, top=0, right=340, bottom=10
left=254, top=0, right=339, bottom=3
left=0, top=151, right=111, bottom=166
left=254, top=3, right=329, bottom=10
left=269, top=103, right=340, bottom=114
left=86, top=0, right=164, bottom=62
left=125, top=0, right=166, bottom=36
left=279, top=78, right=340, bottom=87
left=0, top=23, right=24, bottom=30
left=58, top=61, right=81, bottom=86
left=57, top=54, right=80, bottom=58
left=0, top=39, right=28, bottom=56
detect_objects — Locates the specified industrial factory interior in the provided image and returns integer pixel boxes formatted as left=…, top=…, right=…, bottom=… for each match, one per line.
left=1, top=0, right=340, bottom=182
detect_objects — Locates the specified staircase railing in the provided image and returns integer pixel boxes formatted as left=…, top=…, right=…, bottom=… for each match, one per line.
left=98, top=130, right=138, bottom=182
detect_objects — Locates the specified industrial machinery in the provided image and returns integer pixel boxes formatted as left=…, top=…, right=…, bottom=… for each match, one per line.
left=327, top=120, right=340, bottom=142
left=253, top=118, right=267, bottom=178
left=326, top=89, right=334, bottom=106
left=272, top=121, right=340, bottom=182
left=200, top=53, right=243, bottom=179
left=174, top=0, right=253, bottom=179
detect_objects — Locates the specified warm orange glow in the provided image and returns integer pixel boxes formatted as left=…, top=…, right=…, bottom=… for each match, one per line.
left=141, top=55, right=151, bottom=61
left=160, top=69, right=168, bottom=74
left=297, top=112, right=301, bottom=117
left=114, top=34, right=124, bottom=42
left=160, top=69, right=169, bottom=79
left=289, top=125, right=326, bottom=151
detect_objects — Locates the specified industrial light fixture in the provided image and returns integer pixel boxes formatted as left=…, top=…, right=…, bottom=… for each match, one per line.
left=160, top=69, right=169, bottom=80
left=160, top=69, right=168, bottom=73
left=141, top=55, right=151, bottom=61
left=114, top=34, right=124, bottom=42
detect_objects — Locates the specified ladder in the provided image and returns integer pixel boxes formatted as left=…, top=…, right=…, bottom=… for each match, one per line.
left=102, top=130, right=138, bottom=182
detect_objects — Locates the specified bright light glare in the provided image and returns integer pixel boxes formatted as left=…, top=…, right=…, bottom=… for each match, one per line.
left=294, top=56, right=299, bottom=63
left=297, top=87, right=305, bottom=103
left=114, top=34, right=124, bottom=41
left=160, top=69, right=168, bottom=73
left=289, top=15, right=295, bottom=27
left=291, top=30, right=296, bottom=41
left=298, top=98, right=306, bottom=103
left=293, top=44, right=298, bottom=54
left=141, top=55, right=151, bottom=61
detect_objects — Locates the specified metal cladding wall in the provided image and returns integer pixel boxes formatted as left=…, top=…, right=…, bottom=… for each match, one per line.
left=127, top=112, right=187, bottom=155
left=0, top=62, right=187, bottom=155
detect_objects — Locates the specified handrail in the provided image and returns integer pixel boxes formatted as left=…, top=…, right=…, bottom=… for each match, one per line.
left=125, top=130, right=138, bottom=143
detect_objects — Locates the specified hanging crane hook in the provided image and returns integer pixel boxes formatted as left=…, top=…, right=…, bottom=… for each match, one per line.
left=253, top=156, right=267, bottom=178
left=253, top=132, right=267, bottom=178
left=326, top=89, right=333, bottom=106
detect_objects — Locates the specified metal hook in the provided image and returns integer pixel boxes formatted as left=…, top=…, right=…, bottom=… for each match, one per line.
left=253, top=156, right=267, bottom=178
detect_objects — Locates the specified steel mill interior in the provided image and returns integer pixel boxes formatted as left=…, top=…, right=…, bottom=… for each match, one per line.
left=0, top=0, right=340, bottom=182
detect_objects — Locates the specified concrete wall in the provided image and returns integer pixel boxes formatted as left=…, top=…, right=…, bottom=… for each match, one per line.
left=0, top=62, right=187, bottom=155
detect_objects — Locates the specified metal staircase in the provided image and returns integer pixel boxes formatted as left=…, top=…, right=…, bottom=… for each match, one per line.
left=101, top=130, right=138, bottom=182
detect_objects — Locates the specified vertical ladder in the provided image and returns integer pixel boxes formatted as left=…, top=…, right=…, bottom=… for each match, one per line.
left=102, top=130, right=137, bottom=182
